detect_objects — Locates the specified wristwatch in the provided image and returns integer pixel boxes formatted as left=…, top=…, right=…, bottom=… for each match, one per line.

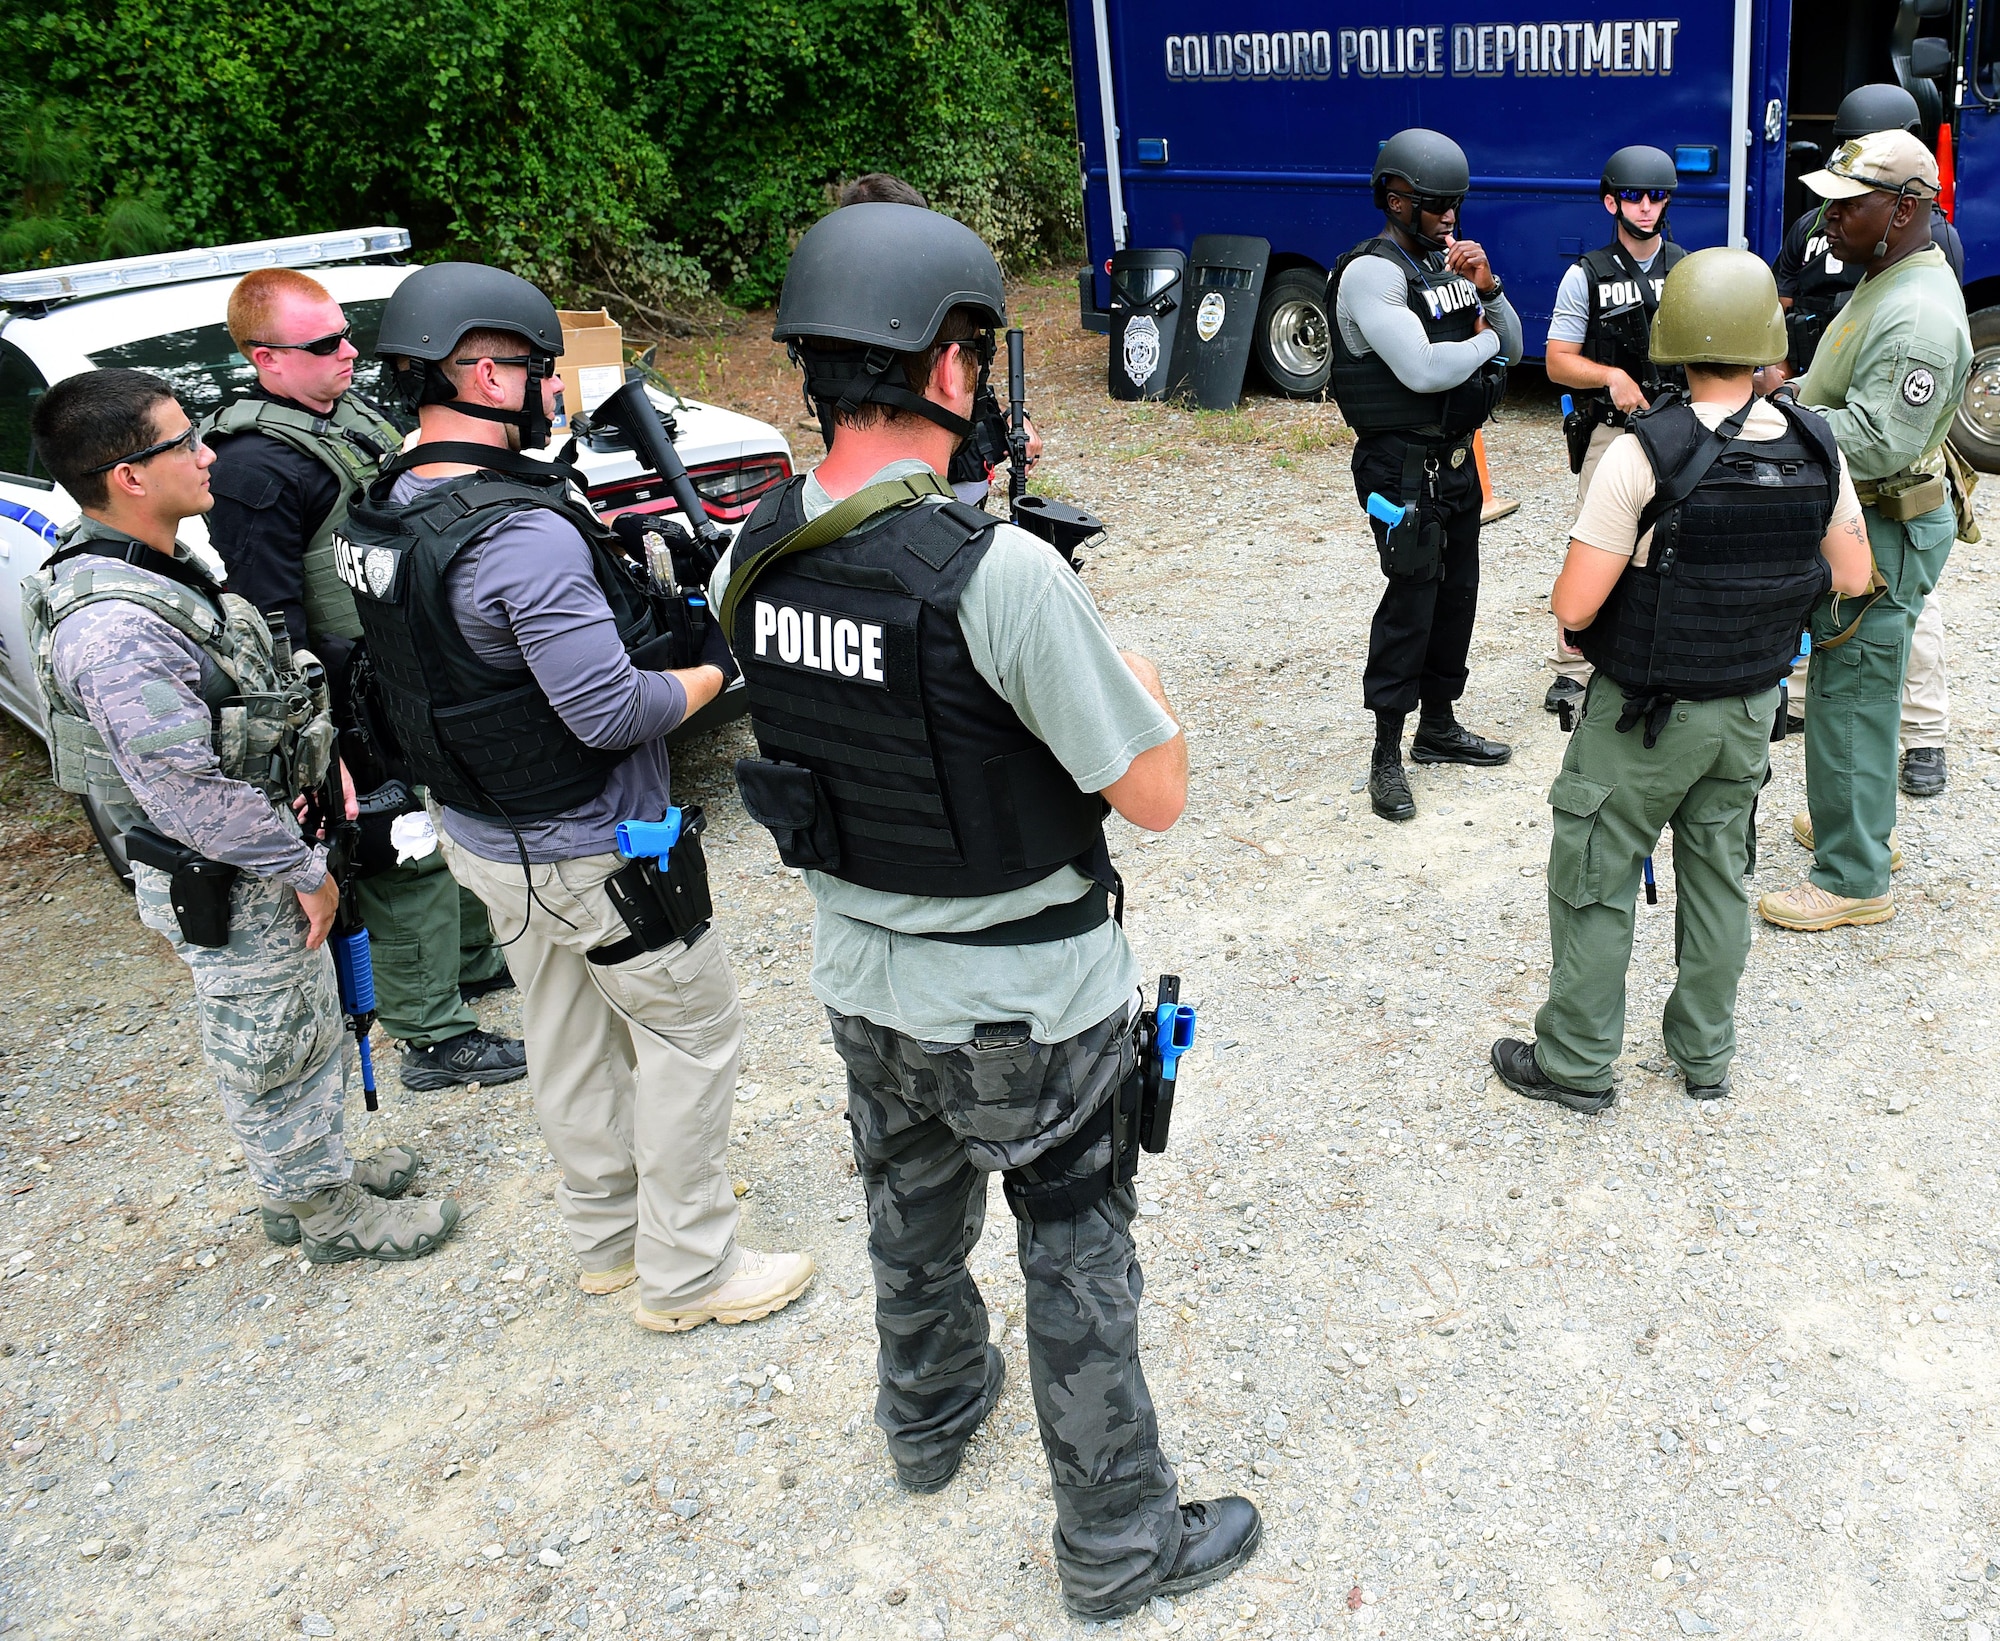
left=1477, top=276, right=1505, bottom=302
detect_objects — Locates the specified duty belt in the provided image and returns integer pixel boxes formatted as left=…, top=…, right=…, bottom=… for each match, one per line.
left=1375, top=430, right=1476, bottom=468
left=1852, top=455, right=1946, bottom=518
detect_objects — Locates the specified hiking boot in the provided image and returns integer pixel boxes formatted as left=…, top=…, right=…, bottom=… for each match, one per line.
left=1065, top=1497, right=1263, bottom=1619
left=1369, top=756, right=1416, bottom=823
left=459, top=968, right=517, bottom=1004
left=1410, top=717, right=1512, bottom=766
left=1684, top=1072, right=1731, bottom=1102
left=1790, top=812, right=1902, bottom=871
left=579, top=1260, right=638, bottom=1296
left=1757, top=882, right=1894, bottom=931
left=283, top=1181, right=461, bottom=1265
left=262, top=1146, right=423, bottom=1246
left=896, top=1346, right=1006, bottom=1494
left=1543, top=675, right=1586, bottom=715
left=1490, top=1037, right=1615, bottom=1115
left=632, top=1248, right=816, bottom=1333
left=399, top=1028, right=528, bottom=1091
left=1901, top=747, right=1947, bottom=797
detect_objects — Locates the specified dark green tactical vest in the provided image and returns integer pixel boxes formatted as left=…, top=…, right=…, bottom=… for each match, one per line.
left=199, top=393, right=401, bottom=641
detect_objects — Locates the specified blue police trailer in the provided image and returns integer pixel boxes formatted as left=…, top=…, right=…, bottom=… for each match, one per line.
left=1064, top=0, right=2000, bottom=467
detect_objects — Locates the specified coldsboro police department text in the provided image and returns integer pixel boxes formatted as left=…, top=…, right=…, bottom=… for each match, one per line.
left=1163, top=20, right=1682, bottom=82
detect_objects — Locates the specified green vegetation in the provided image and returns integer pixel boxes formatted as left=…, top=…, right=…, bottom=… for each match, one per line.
left=0, top=0, right=1083, bottom=310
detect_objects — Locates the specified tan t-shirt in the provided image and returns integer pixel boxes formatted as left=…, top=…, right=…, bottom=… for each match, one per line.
left=1572, top=399, right=1862, bottom=568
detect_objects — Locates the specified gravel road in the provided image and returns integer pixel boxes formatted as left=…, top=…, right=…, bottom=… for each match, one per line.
left=0, top=274, right=1995, bottom=1641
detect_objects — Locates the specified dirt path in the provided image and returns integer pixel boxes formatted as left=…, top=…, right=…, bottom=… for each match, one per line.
left=1, top=275, right=1996, bottom=1640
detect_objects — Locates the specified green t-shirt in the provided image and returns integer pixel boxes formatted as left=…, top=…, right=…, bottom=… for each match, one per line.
left=711, top=459, right=1178, bottom=1044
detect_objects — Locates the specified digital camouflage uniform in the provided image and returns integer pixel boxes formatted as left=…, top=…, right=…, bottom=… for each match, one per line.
left=33, top=519, right=354, bottom=1197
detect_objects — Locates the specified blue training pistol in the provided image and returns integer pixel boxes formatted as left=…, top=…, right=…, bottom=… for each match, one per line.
left=616, top=806, right=688, bottom=871
left=1366, top=492, right=1409, bottom=529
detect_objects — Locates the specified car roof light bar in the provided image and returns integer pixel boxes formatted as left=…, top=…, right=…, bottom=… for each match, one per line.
left=0, top=226, right=412, bottom=307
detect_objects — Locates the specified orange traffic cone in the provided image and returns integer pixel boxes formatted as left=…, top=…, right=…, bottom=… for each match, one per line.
left=1475, top=430, right=1519, bottom=524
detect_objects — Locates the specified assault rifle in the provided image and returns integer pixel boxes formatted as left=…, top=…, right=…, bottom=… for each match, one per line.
left=1000, top=327, right=1107, bottom=570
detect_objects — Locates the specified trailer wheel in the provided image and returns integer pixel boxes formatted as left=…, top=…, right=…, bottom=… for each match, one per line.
left=1953, top=306, right=2000, bottom=474
left=1253, top=268, right=1333, bottom=397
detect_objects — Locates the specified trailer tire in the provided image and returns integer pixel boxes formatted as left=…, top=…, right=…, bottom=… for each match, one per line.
left=1952, top=306, right=2000, bottom=474
left=1253, top=268, right=1333, bottom=398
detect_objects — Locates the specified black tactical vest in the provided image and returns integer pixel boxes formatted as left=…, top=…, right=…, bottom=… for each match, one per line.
left=730, top=478, right=1107, bottom=899
left=337, top=462, right=675, bottom=821
left=1574, top=396, right=1837, bottom=701
left=1329, top=238, right=1506, bottom=440
left=1578, top=239, right=1686, bottom=412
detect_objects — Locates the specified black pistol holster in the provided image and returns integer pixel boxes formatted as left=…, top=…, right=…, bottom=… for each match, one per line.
left=588, top=805, right=715, bottom=965
left=1563, top=397, right=1605, bottom=475
left=124, top=825, right=238, bottom=948
left=1380, top=443, right=1446, bottom=580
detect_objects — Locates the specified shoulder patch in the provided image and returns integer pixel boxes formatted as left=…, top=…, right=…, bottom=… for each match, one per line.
left=139, top=681, right=184, bottom=719
left=1901, top=366, right=1938, bottom=408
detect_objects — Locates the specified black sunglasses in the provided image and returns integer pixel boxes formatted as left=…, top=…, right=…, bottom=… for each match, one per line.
left=82, top=422, right=205, bottom=476
left=452, top=353, right=538, bottom=368
left=244, top=323, right=352, bottom=357
left=1392, top=187, right=1465, bottom=217
left=1616, top=189, right=1673, bottom=204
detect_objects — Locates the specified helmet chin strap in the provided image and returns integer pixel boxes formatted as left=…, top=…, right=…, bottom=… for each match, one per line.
left=794, top=339, right=987, bottom=449
left=1615, top=206, right=1666, bottom=243
left=424, top=353, right=557, bottom=451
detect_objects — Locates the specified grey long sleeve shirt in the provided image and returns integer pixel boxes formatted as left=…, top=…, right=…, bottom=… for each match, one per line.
left=1335, top=251, right=1523, bottom=390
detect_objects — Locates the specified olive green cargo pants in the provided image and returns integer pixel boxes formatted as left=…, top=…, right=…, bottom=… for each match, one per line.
left=352, top=850, right=508, bottom=1048
left=1534, top=674, right=1778, bottom=1091
left=1804, top=500, right=1955, bottom=899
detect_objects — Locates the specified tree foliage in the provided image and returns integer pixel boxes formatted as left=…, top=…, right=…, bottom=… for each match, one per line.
left=0, top=0, right=1082, bottom=308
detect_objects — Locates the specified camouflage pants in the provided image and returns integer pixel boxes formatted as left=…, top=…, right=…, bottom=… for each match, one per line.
left=134, top=864, right=350, bottom=1198
left=830, top=1005, right=1181, bottom=1615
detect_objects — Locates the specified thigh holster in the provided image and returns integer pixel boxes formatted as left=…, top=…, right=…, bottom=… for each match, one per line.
left=1001, top=1060, right=1143, bottom=1225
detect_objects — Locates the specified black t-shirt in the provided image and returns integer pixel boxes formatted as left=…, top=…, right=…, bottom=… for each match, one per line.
left=1774, top=201, right=1965, bottom=296
left=204, top=387, right=352, bottom=698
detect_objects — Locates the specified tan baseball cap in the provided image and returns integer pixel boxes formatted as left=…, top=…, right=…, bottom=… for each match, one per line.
left=1801, top=129, right=1940, bottom=199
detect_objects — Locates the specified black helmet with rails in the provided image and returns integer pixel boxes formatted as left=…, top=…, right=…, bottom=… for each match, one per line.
left=1370, top=129, right=1472, bottom=212
left=1831, top=83, right=1922, bottom=141
left=1600, top=145, right=1679, bottom=196
left=775, top=202, right=1006, bottom=445
left=375, top=262, right=564, bottom=450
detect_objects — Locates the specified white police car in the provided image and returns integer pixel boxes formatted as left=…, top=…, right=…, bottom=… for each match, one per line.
left=0, top=228, right=788, bottom=874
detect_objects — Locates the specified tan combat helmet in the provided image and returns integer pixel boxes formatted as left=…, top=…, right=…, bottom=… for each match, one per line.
left=1649, top=246, right=1787, bottom=367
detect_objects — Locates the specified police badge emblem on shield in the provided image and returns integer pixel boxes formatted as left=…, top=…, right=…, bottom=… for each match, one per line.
left=1122, top=313, right=1162, bottom=387
left=1195, top=291, right=1227, bottom=343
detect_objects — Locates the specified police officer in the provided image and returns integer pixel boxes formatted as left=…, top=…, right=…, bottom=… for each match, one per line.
left=1330, top=128, right=1522, bottom=823
left=1760, top=130, right=1972, bottom=933
left=1491, top=251, right=1873, bottom=1112
left=337, top=264, right=813, bottom=1329
left=202, top=266, right=527, bottom=1096
left=1773, top=83, right=1967, bottom=800
left=713, top=202, right=1260, bottom=1618
left=24, top=368, right=459, bottom=1261
left=1541, top=145, right=1685, bottom=716
left=834, top=172, right=1042, bottom=504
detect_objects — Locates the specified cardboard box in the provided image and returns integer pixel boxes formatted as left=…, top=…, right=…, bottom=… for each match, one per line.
left=553, top=308, right=625, bottom=431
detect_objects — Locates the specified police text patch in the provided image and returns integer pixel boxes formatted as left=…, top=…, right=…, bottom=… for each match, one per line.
left=331, top=533, right=406, bottom=602
left=1901, top=366, right=1937, bottom=408
left=750, top=599, right=912, bottom=691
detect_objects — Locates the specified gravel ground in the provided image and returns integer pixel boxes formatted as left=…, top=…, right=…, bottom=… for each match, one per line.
left=1, top=273, right=1997, bottom=1641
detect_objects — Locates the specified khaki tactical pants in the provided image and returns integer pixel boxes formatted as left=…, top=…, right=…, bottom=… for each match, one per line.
left=440, top=832, right=745, bottom=1309
left=1901, top=589, right=1948, bottom=750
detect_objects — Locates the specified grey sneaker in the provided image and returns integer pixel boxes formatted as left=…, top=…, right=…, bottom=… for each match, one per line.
left=276, top=1181, right=461, bottom=1265
left=262, top=1147, right=424, bottom=1246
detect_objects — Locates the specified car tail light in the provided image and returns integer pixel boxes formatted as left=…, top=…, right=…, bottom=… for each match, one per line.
left=589, top=455, right=792, bottom=524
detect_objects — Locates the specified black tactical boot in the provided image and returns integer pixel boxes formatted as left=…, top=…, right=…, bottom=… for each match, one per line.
left=1543, top=675, right=1585, bottom=715
left=1066, top=1496, right=1263, bottom=1618
left=399, top=1027, right=528, bottom=1091
left=1369, top=753, right=1416, bottom=823
left=1900, top=747, right=1946, bottom=797
left=895, top=1346, right=1006, bottom=1494
left=1490, top=1037, right=1614, bottom=1115
left=1411, top=713, right=1513, bottom=766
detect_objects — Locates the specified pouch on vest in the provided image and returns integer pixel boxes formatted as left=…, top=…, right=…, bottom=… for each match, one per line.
left=734, top=758, right=841, bottom=871
left=124, top=826, right=238, bottom=948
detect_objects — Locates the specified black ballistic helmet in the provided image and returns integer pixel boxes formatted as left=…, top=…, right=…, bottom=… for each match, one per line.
left=774, top=203, right=1007, bottom=445
left=376, top=262, right=564, bottom=449
left=1831, top=83, right=1923, bottom=141
left=1371, top=128, right=1472, bottom=211
left=1600, top=145, right=1680, bottom=196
